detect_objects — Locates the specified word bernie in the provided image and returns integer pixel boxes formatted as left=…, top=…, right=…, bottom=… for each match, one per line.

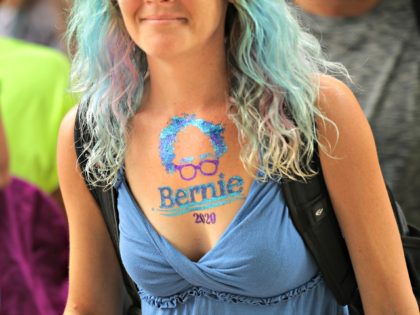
left=154, top=173, right=244, bottom=216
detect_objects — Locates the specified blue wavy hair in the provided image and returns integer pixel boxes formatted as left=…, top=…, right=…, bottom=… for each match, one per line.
left=67, top=0, right=346, bottom=188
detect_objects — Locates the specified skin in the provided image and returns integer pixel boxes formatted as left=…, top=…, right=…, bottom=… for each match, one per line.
left=59, top=0, right=418, bottom=314
left=317, top=76, right=418, bottom=314
left=294, top=0, right=381, bottom=17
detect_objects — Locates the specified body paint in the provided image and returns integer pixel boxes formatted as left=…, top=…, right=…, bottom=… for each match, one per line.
left=159, top=114, right=227, bottom=180
left=155, top=114, right=245, bottom=217
left=193, top=212, right=216, bottom=224
left=154, top=173, right=244, bottom=216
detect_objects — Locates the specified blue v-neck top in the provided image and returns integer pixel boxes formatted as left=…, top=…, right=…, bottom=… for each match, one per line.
left=116, top=174, right=349, bottom=315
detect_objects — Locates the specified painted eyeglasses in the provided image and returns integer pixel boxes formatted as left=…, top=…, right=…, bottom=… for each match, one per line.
left=173, top=159, right=219, bottom=181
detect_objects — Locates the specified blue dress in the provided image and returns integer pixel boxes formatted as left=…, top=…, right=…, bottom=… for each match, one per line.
left=116, top=173, right=349, bottom=315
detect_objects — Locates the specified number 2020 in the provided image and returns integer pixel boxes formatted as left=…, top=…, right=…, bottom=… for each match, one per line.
left=193, top=213, right=216, bottom=224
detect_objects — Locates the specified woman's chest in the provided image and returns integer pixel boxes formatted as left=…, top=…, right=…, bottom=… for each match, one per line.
left=124, top=113, right=256, bottom=261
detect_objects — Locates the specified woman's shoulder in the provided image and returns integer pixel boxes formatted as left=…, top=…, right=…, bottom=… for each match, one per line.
left=314, top=74, right=375, bottom=173
left=57, top=105, right=80, bottom=160
left=315, top=75, right=368, bottom=140
left=316, top=75, right=364, bottom=120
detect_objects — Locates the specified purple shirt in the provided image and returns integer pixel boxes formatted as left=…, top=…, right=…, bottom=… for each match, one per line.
left=0, top=177, right=68, bottom=315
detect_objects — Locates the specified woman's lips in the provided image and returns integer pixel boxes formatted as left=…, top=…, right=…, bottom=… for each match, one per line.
left=140, top=15, right=187, bottom=24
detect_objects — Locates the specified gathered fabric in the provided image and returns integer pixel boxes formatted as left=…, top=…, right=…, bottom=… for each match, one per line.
left=116, top=172, right=349, bottom=314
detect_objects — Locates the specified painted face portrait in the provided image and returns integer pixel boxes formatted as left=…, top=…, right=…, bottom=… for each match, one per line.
left=159, top=114, right=227, bottom=181
left=154, top=114, right=245, bottom=217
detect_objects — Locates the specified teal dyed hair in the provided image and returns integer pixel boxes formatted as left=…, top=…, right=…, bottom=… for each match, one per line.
left=68, top=0, right=346, bottom=188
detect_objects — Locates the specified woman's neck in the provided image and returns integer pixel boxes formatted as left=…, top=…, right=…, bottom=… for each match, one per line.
left=143, top=45, right=230, bottom=116
left=293, top=0, right=381, bottom=17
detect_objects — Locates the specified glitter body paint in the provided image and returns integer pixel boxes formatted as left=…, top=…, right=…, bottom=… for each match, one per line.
left=159, top=114, right=227, bottom=176
left=154, top=173, right=244, bottom=216
left=155, top=115, right=245, bottom=217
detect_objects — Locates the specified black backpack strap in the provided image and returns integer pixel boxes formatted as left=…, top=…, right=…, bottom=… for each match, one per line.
left=282, top=147, right=420, bottom=312
left=413, top=0, right=420, bottom=31
left=281, top=154, right=362, bottom=313
left=74, top=107, right=141, bottom=314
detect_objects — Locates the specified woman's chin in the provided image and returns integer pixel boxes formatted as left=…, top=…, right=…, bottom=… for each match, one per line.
left=142, top=45, right=190, bottom=61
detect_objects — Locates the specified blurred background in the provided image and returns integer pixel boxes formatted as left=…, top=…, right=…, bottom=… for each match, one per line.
left=0, top=1, right=72, bottom=314
left=0, top=0, right=418, bottom=314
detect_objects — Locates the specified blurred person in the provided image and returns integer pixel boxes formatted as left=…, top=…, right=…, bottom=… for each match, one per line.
left=0, top=0, right=66, bottom=51
left=0, top=37, right=75, bottom=209
left=0, top=117, right=68, bottom=315
left=293, top=0, right=420, bottom=226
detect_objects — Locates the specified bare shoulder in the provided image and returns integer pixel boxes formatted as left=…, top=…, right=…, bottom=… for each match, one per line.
left=315, top=75, right=374, bottom=161
left=58, top=105, right=79, bottom=163
left=313, top=74, right=381, bottom=203
left=57, top=105, right=79, bottom=198
left=317, top=75, right=367, bottom=132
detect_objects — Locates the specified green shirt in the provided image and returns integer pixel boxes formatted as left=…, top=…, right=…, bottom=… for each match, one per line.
left=0, top=37, right=75, bottom=193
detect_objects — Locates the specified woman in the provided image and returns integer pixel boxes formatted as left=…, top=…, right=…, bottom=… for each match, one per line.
left=58, top=0, right=418, bottom=314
